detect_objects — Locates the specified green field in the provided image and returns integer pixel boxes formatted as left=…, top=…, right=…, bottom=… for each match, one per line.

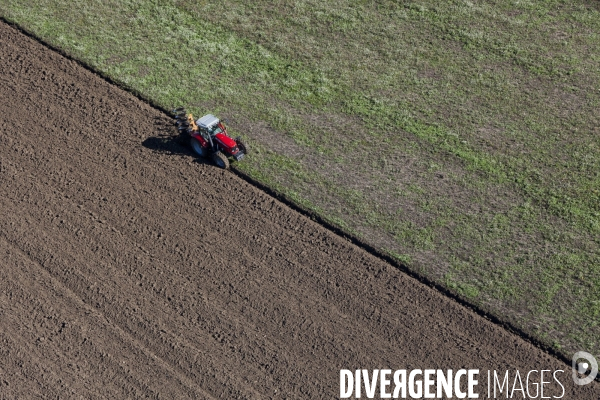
left=2, top=0, right=599, bottom=356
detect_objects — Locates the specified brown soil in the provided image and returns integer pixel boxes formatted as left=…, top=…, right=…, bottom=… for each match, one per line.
left=0, top=22, right=598, bottom=399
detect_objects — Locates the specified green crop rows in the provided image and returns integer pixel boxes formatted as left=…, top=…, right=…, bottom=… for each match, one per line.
left=2, top=0, right=599, bottom=356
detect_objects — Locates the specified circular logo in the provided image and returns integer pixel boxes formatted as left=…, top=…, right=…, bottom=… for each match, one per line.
left=572, top=351, right=598, bottom=386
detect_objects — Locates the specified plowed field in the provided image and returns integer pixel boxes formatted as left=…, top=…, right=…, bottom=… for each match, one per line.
left=0, top=22, right=598, bottom=399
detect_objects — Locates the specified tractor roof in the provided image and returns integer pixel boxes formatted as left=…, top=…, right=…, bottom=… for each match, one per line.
left=196, top=114, right=220, bottom=129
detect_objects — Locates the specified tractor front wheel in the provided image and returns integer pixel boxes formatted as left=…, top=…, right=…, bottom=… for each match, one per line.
left=212, top=151, right=230, bottom=169
left=235, top=137, right=249, bottom=155
left=190, top=138, right=208, bottom=158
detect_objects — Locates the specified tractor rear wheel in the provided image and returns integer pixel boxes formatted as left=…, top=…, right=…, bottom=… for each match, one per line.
left=190, top=138, right=208, bottom=158
left=212, top=151, right=230, bottom=169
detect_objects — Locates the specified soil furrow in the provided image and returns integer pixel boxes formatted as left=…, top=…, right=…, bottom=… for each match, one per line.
left=0, top=236, right=209, bottom=399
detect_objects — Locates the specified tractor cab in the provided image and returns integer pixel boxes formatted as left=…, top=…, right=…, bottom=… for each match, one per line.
left=196, top=114, right=223, bottom=137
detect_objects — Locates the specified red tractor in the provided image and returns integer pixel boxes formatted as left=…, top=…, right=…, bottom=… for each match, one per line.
left=173, top=108, right=248, bottom=169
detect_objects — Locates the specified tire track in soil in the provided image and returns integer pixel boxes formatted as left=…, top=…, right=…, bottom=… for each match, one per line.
left=0, top=235, right=212, bottom=399
left=1, top=21, right=599, bottom=399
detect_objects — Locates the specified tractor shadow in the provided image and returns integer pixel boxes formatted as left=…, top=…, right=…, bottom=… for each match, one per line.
left=142, top=116, right=211, bottom=166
